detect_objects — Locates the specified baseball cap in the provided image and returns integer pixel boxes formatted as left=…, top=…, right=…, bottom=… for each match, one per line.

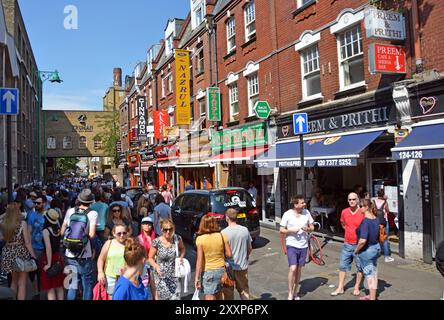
left=141, top=216, right=153, bottom=224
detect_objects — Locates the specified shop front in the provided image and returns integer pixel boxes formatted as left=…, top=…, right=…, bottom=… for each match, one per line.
left=177, top=130, right=214, bottom=192
left=207, top=121, right=269, bottom=215
left=155, top=143, right=179, bottom=196
left=139, top=147, right=156, bottom=187
left=256, top=99, right=399, bottom=241
left=127, top=152, right=141, bottom=187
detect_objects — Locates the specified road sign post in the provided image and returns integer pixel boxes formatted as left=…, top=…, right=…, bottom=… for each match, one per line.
left=293, top=113, right=309, bottom=200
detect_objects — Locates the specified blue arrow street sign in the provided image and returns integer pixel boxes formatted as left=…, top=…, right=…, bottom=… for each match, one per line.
left=0, top=88, right=19, bottom=115
left=293, top=112, right=308, bottom=135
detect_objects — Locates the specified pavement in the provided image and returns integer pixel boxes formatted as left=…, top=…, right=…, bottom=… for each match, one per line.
left=1, top=226, right=443, bottom=300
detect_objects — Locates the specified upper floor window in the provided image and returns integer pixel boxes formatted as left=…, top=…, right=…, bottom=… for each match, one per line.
left=166, top=35, right=173, bottom=54
left=167, top=73, right=173, bottom=94
left=94, top=140, right=103, bottom=150
left=244, top=1, right=256, bottom=42
left=196, top=47, right=204, bottom=74
left=47, top=136, right=56, bottom=150
left=337, top=25, right=365, bottom=89
left=229, top=83, right=239, bottom=121
left=162, top=76, right=167, bottom=98
left=247, top=73, right=259, bottom=116
left=297, top=0, right=315, bottom=8
left=199, top=98, right=206, bottom=116
left=79, top=136, right=87, bottom=149
left=195, top=6, right=204, bottom=26
left=63, top=136, right=72, bottom=149
left=301, top=45, right=321, bottom=98
left=191, top=0, right=206, bottom=29
left=226, top=17, right=236, bottom=53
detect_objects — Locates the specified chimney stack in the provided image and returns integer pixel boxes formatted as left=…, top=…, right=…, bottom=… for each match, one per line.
left=113, top=68, right=122, bottom=87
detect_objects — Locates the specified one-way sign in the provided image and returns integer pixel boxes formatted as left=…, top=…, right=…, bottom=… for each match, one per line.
left=0, top=88, right=19, bottom=115
left=293, top=112, right=308, bottom=135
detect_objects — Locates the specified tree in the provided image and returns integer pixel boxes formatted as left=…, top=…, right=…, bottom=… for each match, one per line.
left=94, top=110, right=120, bottom=167
left=56, top=157, right=78, bottom=176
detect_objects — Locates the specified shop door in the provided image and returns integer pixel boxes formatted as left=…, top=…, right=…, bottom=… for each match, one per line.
left=261, top=174, right=276, bottom=224
left=430, top=159, right=444, bottom=256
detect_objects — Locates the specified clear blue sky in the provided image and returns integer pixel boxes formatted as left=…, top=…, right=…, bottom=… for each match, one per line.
left=18, top=0, right=190, bottom=110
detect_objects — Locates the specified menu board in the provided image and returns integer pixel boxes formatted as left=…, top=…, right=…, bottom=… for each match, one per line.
left=384, top=186, right=398, bottom=214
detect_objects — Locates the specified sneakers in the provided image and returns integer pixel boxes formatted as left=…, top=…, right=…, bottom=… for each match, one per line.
left=384, top=256, right=394, bottom=262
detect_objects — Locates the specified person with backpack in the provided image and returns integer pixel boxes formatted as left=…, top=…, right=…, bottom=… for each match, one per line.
left=60, top=189, right=98, bottom=300
left=373, top=189, right=394, bottom=263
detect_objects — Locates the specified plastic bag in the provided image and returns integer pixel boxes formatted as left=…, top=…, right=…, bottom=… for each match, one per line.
left=192, top=288, right=200, bottom=300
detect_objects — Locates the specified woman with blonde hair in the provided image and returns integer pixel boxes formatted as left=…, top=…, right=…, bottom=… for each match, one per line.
left=148, top=218, right=185, bottom=300
left=195, top=214, right=232, bottom=300
left=0, top=204, right=37, bottom=300
left=355, top=199, right=382, bottom=300
left=112, top=237, right=151, bottom=300
left=97, top=223, right=129, bottom=298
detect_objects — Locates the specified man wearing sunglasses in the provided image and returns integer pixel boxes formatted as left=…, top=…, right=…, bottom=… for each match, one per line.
left=27, top=195, right=47, bottom=299
left=331, top=192, right=364, bottom=297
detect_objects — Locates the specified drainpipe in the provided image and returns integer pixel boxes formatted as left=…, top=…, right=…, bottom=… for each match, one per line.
left=411, top=0, right=423, bottom=73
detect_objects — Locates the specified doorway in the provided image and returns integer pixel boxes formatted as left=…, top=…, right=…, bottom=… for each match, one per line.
left=430, top=159, right=444, bottom=256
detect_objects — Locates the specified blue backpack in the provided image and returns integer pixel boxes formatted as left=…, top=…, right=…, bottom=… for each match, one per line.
left=63, top=207, right=91, bottom=257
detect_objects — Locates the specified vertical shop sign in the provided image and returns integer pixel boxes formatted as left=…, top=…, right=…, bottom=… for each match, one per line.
left=207, top=87, right=221, bottom=121
left=137, top=96, right=147, bottom=141
left=175, top=49, right=191, bottom=125
left=154, top=110, right=169, bottom=139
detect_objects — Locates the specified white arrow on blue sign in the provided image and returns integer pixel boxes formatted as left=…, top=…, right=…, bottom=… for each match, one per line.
left=0, top=88, right=19, bottom=115
left=293, top=112, right=308, bottom=135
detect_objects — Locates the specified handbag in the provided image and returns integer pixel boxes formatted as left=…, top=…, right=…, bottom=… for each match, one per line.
left=13, top=257, right=37, bottom=273
left=219, top=234, right=235, bottom=288
left=46, top=260, right=63, bottom=278
left=192, top=288, right=200, bottom=300
left=174, top=236, right=190, bottom=278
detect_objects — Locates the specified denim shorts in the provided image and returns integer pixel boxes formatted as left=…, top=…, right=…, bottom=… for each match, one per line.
left=339, top=243, right=362, bottom=272
left=201, top=267, right=224, bottom=295
left=358, top=244, right=381, bottom=278
left=287, top=246, right=308, bottom=267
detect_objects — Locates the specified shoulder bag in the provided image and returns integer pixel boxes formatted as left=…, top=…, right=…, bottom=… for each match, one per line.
left=12, top=225, right=38, bottom=273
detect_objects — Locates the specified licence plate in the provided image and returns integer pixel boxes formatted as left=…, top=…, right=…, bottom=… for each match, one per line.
left=237, top=213, right=246, bottom=219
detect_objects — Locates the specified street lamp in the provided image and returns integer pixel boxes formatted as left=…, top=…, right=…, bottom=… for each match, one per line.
left=36, top=70, right=63, bottom=182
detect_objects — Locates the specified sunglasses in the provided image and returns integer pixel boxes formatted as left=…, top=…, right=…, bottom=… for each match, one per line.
left=162, top=228, right=173, bottom=232
left=34, top=201, right=42, bottom=205
left=112, top=209, right=121, bottom=212
left=116, top=232, right=128, bottom=236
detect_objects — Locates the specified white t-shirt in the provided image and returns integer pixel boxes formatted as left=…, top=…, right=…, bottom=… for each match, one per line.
left=63, top=207, right=98, bottom=259
left=280, top=209, right=314, bottom=249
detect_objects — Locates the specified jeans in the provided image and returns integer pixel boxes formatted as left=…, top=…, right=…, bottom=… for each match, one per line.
left=358, top=243, right=381, bottom=278
left=339, top=243, right=362, bottom=272
left=381, top=221, right=391, bottom=257
left=65, top=257, right=94, bottom=300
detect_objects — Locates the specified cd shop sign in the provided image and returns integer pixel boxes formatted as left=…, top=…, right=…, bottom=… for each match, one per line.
left=278, top=106, right=393, bottom=139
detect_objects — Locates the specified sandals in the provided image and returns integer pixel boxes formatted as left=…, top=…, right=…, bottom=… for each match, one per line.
left=330, top=291, right=344, bottom=296
left=359, top=295, right=371, bottom=300
left=351, top=290, right=361, bottom=296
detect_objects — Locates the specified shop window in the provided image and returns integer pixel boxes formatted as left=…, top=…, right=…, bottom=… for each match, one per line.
left=301, top=45, right=321, bottom=98
left=244, top=0, right=256, bottom=42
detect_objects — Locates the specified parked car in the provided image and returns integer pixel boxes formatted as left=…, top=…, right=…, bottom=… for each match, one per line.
left=171, top=188, right=260, bottom=245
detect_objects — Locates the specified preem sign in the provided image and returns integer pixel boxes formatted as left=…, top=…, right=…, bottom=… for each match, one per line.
left=365, top=7, right=406, bottom=41
left=137, top=96, right=147, bottom=141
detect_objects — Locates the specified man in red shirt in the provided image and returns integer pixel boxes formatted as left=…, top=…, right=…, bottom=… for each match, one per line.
left=331, top=192, right=364, bottom=296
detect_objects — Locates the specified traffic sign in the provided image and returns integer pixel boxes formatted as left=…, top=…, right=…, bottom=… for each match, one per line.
left=254, top=101, right=271, bottom=119
left=293, top=113, right=308, bottom=135
left=0, top=88, right=19, bottom=115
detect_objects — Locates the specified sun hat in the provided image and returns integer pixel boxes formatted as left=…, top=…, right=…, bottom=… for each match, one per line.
left=44, top=209, right=60, bottom=225
left=77, top=189, right=95, bottom=204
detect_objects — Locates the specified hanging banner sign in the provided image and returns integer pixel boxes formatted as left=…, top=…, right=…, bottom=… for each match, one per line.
left=137, top=96, right=147, bottom=141
left=365, top=7, right=406, bottom=41
left=154, top=110, right=169, bottom=139
left=369, top=43, right=406, bottom=74
left=207, top=87, right=221, bottom=121
left=175, top=49, right=191, bottom=125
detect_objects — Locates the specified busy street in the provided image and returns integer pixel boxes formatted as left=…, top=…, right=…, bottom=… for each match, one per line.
left=1, top=0, right=444, bottom=306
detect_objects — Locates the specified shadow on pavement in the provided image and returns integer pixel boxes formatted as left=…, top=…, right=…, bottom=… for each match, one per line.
left=252, top=236, right=270, bottom=249
left=299, top=277, right=328, bottom=296
left=256, top=293, right=277, bottom=300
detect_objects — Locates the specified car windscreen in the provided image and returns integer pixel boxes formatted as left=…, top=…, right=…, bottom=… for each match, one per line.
left=210, top=190, right=255, bottom=214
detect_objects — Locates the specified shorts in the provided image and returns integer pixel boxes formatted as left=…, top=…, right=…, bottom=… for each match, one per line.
left=339, top=243, right=362, bottom=272
left=287, top=246, right=308, bottom=267
left=222, top=269, right=250, bottom=300
left=201, top=267, right=224, bottom=295
left=358, top=244, right=381, bottom=278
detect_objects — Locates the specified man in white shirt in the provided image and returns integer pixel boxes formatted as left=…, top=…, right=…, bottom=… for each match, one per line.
left=247, top=182, right=258, bottom=202
left=61, top=189, right=98, bottom=300
left=280, top=195, right=314, bottom=300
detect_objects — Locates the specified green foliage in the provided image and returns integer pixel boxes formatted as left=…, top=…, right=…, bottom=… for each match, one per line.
left=56, top=157, right=78, bottom=175
left=93, top=110, right=120, bottom=167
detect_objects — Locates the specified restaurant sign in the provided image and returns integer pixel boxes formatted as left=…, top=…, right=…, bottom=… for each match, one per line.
left=211, top=122, right=267, bottom=152
left=365, top=7, right=406, bottom=41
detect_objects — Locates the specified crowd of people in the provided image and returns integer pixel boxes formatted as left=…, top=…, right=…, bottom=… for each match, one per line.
left=0, top=178, right=253, bottom=301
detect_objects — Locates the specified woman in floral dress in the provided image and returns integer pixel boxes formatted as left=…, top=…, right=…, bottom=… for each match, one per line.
left=148, top=219, right=185, bottom=300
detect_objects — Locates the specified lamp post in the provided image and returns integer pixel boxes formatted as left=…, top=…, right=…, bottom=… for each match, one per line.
left=36, top=70, right=63, bottom=182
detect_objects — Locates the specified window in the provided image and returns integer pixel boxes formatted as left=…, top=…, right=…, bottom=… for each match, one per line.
left=63, top=136, right=72, bottom=149
left=338, top=26, right=365, bottom=88
left=297, top=0, right=314, bottom=8
left=199, top=98, right=206, bottom=116
left=167, top=73, right=173, bottom=94
left=195, top=6, right=203, bottom=26
left=149, top=87, right=153, bottom=106
left=226, top=17, right=236, bottom=52
left=247, top=74, right=259, bottom=116
left=229, top=83, right=239, bottom=121
left=169, top=113, right=174, bottom=126
left=47, top=136, right=56, bottom=150
left=166, top=35, right=173, bottom=54
left=94, top=140, right=103, bottom=150
left=244, top=0, right=256, bottom=42
left=196, top=47, right=204, bottom=74
left=79, top=136, right=87, bottom=149
left=301, top=45, right=321, bottom=98
left=162, top=76, right=166, bottom=97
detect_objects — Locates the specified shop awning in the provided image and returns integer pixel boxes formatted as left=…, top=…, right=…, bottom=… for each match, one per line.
left=206, top=146, right=268, bottom=163
left=391, top=123, right=444, bottom=160
left=255, top=130, right=384, bottom=168
left=176, top=163, right=212, bottom=168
